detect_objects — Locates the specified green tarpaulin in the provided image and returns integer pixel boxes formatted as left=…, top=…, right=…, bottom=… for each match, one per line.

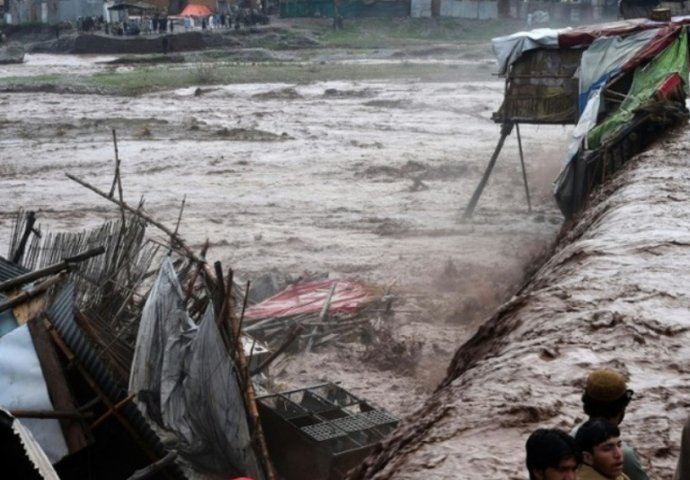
left=587, top=27, right=689, bottom=149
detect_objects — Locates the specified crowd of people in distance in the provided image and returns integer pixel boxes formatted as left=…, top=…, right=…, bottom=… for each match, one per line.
left=85, top=2, right=271, bottom=37
left=526, top=368, right=690, bottom=480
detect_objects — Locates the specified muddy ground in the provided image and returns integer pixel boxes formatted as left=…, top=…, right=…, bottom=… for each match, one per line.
left=0, top=38, right=571, bottom=417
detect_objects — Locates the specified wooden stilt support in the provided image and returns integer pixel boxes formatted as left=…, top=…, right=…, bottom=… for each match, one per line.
left=462, top=122, right=514, bottom=220
left=462, top=121, right=533, bottom=219
left=516, top=123, right=532, bottom=213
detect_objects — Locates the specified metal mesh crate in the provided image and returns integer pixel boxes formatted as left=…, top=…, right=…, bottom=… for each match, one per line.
left=257, top=383, right=399, bottom=480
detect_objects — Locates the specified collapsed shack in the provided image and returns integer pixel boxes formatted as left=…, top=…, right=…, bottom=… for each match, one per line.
left=244, top=278, right=394, bottom=354
left=348, top=128, right=690, bottom=478
left=0, top=164, right=399, bottom=479
left=464, top=17, right=690, bottom=220
left=0, top=208, right=275, bottom=479
left=0, top=214, right=190, bottom=479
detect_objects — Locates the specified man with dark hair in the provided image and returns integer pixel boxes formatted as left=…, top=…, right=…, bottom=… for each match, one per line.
left=572, top=369, right=648, bottom=480
left=575, top=418, right=629, bottom=480
left=526, top=428, right=581, bottom=480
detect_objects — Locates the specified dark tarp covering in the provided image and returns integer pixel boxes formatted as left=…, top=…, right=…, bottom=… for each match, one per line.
left=129, top=258, right=262, bottom=478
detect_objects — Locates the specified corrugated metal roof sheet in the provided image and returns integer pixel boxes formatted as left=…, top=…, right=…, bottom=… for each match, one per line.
left=47, top=283, right=188, bottom=480
left=0, top=257, right=27, bottom=337
left=0, top=256, right=28, bottom=282
left=1, top=408, right=61, bottom=480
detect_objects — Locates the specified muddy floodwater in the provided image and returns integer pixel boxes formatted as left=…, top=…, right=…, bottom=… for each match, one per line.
left=0, top=51, right=571, bottom=416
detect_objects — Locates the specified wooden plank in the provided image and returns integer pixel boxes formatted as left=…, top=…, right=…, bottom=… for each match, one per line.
left=11, top=409, right=93, bottom=420
left=27, top=316, right=91, bottom=453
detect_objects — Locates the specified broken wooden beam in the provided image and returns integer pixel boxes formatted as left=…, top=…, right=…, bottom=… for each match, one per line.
left=0, top=273, right=66, bottom=313
left=0, top=246, right=105, bottom=293
left=9, top=409, right=93, bottom=420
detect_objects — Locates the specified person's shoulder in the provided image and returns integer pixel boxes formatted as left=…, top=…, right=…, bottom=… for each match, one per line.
left=621, top=440, right=645, bottom=466
left=570, top=421, right=583, bottom=437
left=578, top=464, right=605, bottom=480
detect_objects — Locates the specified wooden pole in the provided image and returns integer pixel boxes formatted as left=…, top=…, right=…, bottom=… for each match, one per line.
left=462, top=122, right=514, bottom=220
left=184, top=240, right=209, bottom=304
left=108, top=128, right=121, bottom=199
left=223, top=269, right=276, bottom=480
left=173, top=195, right=186, bottom=237
left=515, top=123, right=532, bottom=213
left=10, top=409, right=93, bottom=420
left=65, top=173, right=209, bottom=269
left=11, top=210, right=37, bottom=264
left=0, top=273, right=66, bottom=313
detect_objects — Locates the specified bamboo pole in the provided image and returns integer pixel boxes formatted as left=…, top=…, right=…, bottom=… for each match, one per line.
left=65, top=173, right=212, bottom=275
left=223, top=268, right=276, bottom=480
left=108, top=128, right=121, bottom=199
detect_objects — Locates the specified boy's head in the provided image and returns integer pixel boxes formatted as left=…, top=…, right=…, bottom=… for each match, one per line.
left=526, top=428, right=580, bottom=480
left=582, top=369, right=633, bottom=423
left=575, top=418, right=625, bottom=479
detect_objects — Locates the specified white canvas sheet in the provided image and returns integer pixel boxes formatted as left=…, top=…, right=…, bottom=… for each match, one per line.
left=0, top=325, right=68, bottom=463
left=492, top=28, right=565, bottom=74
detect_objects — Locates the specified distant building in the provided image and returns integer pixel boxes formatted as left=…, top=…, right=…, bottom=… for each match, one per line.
left=279, top=0, right=409, bottom=18
left=408, top=0, right=621, bottom=21
left=4, top=0, right=103, bottom=24
left=2, top=0, right=237, bottom=23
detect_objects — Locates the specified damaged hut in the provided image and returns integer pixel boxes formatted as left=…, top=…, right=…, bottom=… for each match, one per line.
left=0, top=208, right=273, bottom=479
left=0, top=214, right=189, bottom=480
left=464, top=17, right=690, bottom=220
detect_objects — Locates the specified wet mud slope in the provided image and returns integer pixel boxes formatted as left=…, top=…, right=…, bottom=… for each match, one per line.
left=349, top=126, right=690, bottom=479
